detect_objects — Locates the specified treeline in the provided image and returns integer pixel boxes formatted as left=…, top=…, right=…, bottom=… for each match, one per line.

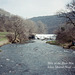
left=31, top=15, right=64, bottom=34
left=0, top=9, right=47, bottom=43
left=56, top=0, right=75, bottom=44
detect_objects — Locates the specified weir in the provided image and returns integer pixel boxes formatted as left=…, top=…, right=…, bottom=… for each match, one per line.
left=35, top=34, right=56, bottom=40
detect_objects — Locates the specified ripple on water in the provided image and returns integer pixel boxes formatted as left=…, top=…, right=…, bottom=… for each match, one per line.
left=0, top=40, right=75, bottom=75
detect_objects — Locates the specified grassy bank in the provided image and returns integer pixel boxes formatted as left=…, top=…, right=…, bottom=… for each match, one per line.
left=0, top=32, right=10, bottom=47
left=46, top=40, right=75, bottom=50
left=46, top=41, right=60, bottom=45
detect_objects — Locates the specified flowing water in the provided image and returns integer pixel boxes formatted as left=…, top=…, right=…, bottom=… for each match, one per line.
left=0, top=40, right=75, bottom=75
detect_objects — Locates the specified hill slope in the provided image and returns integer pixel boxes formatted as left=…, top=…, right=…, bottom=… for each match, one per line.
left=30, top=15, right=64, bottom=33
left=0, top=8, right=11, bottom=16
left=0, top=8, right=64, bottom=33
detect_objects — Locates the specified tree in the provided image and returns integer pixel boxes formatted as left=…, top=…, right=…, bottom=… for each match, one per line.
left=56, top=0, right=75, bottom=43
left=24, top=20, right=38, bottom=35
left=36, top=21, right=47, bottom=34
left=0, top=15, right=6, bottom=31
left=57, top=0, right=75, bottom=27
left=8, top=15, right=28, bottom=43
left=0, top=8, right=11, bottom=32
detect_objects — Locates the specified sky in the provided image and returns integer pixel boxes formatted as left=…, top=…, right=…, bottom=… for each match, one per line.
left=0, top=0, right=72, bottom=18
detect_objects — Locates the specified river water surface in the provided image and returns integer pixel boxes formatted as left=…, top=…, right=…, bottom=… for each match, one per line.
left=0, top=40, right=75, bottom=75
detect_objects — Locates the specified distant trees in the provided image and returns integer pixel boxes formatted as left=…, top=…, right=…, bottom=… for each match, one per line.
left=0, top=15, right=6, bottom=31
left=0, top=8, right=11, bottom=32
left=56, top=0, right=75, bottom=43
left=36, top=21, right=47, bottom=34
left=24, top=20, right=38, bottom=35
left=0, top=8, right=47, bottom=43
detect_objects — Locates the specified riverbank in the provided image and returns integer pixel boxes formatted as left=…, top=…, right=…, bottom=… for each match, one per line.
left=0, top=39, right=10, bottom=47
left=46, top=41, right=75, bottom=50
left=0, top=38, right=9, bottom=52
left=0, top=32, right=10, bottom=47
left=0, top=39, right=75, bottom=75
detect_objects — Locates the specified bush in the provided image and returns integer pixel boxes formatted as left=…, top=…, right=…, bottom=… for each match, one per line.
left=6, top=34, right=14, bottom=42
left=6, top=33, right=29, bottom=43
left=56, top=27, right=75, bottom=43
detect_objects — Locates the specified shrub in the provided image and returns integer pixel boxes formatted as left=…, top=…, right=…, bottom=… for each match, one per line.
left=56, top=27, right=75, bottom=43
left=6, top=34, right=14, bottom=42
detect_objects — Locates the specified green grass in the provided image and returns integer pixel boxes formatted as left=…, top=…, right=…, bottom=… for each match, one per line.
left=46, top=40, right=75, bottom=50
left=0, top=32, right=8, bottom=36
left=0, top=37, right=7, bottom=41
left=46, top=40, right=60, bottom=45
left=0, top=32, right=9, bottom=41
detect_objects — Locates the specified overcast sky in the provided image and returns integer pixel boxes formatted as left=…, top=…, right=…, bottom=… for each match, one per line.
left=0, top=0, right=72, bottom=18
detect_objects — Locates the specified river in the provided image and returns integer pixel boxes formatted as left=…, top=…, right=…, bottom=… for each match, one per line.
left=0, top=40, right=75, bottom=75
